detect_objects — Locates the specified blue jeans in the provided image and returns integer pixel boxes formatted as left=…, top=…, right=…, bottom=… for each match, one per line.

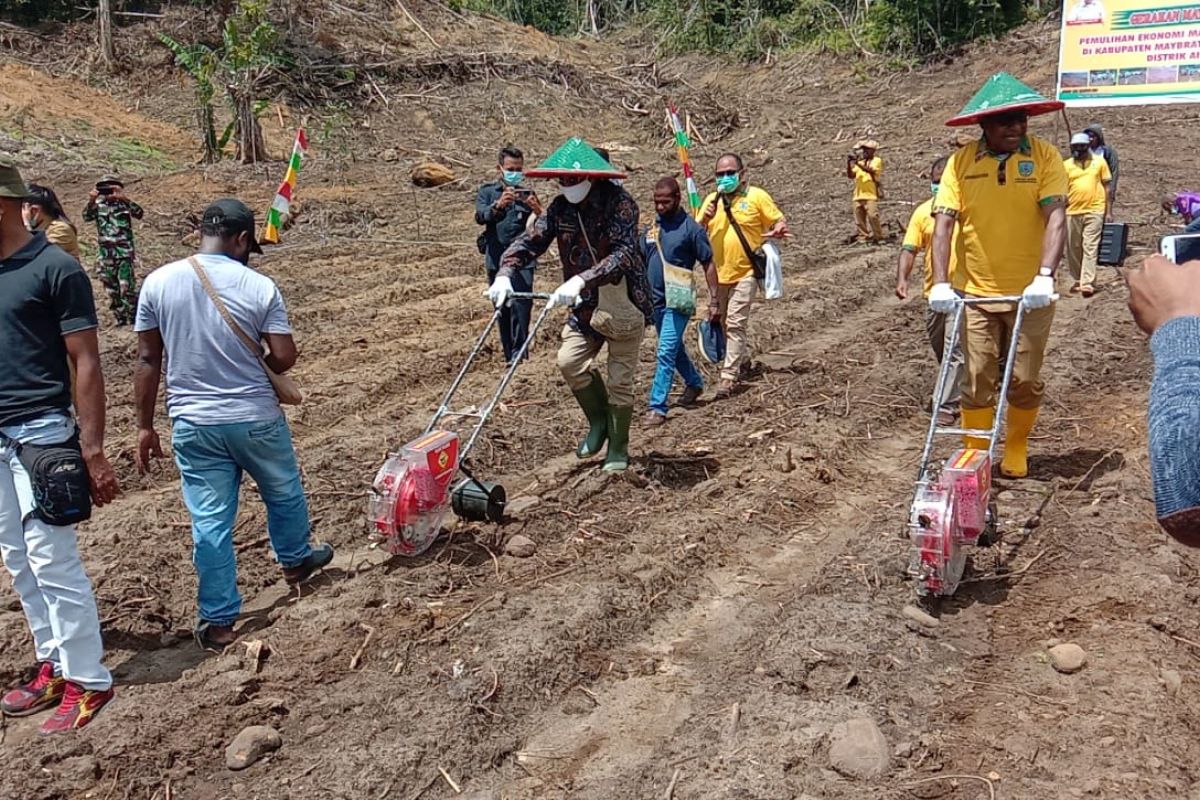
left=649, top=308, right=704, bottom=415
left=172, top=415, right=313, bottom=627
left=488, top=266, right=534, bottom=363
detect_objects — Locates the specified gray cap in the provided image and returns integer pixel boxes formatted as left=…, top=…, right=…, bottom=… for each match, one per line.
left=0, top=157, right=30, bottom=200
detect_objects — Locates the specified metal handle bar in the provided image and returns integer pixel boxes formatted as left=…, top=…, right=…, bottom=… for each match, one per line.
left=425, top=292, right=556, bottom=434
left=956, top=295, right=1024, bottom=306
left=913, top=294, right=1030, bottom=501
left=460, top=301, right=556, bottom=460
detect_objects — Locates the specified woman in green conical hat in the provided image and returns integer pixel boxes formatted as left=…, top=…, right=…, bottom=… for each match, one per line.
left=485, top=138, right=654, bottom=473
left=927, top=72, right=1069, bottom=482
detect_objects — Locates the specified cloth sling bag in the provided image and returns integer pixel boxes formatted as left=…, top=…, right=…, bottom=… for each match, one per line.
left=576, top=211, right=644, bottom=341
left=649, top=222, right=696, bottom=316
left=188, top=256, right=303, bottom=406
left=720, top=194, right=767, bottom=283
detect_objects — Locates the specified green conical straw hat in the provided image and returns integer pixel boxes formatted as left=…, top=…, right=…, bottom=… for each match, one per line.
left=946, top=72, right=1064, bottom=127
left=524, top=137, right=627, bottom=179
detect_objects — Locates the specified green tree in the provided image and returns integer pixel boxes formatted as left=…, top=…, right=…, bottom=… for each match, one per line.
left=158, top=35, right=221, bottom=163
left=159, top=0, right=282, bottom=164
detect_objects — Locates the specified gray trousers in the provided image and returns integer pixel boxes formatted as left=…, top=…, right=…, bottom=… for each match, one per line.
left=925, top=306, right=964, bottom=412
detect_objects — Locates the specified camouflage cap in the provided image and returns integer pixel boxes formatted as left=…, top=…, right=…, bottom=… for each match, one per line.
left=96, top=174, right=124, bottom=188
left=0, top=156, right=30, bottom=200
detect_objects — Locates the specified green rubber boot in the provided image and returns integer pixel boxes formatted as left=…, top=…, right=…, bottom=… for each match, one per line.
left=572, top=372, right=609, bottom=458
left=602, top=405, right=633, bottom=472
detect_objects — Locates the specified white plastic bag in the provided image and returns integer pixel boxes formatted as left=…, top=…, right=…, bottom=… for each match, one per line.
left=761, top=241, right=783, bottom=300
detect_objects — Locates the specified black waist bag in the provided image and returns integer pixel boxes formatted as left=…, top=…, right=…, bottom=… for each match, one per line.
left=17, top=436, right=92, bottom=526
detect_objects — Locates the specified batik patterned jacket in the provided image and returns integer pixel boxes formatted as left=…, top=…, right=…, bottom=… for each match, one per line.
left=499, top=180, right=652, bottom=338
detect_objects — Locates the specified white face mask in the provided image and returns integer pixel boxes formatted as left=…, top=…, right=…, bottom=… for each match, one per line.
left=560, top=180, right=593, bottom=204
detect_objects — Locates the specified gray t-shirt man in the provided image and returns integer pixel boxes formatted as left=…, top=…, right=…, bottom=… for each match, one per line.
left=134, top=254, right=291, bottom=425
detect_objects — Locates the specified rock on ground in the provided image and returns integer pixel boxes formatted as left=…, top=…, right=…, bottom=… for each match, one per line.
left=58, top=755, right=100, bottom=783
left=901, top=604, right=940, bottom=628
left=504, top=496, right=540, bottom=516
left=504, top=534, right=537, bottom=558
left=1049, top=643, right=1088, bottom=674
left=225, top=725, right=282, bottom=770
left=828, top=717, right=890, bottom=779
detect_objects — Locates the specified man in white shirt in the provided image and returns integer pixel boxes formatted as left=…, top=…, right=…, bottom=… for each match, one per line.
left=133, top=199, right=332, bottom=650
left=1067, top=0, right=1105, bottom=24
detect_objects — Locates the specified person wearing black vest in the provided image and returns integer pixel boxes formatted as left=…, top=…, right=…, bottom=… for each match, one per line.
left=475, top=146, right=543, bottom=364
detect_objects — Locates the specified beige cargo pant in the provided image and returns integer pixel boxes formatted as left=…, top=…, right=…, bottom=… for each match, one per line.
left=716, top=276, right=756, bottom=382
left=557, top=325, right=643, bottom=407
left=1066, top=212, right=1104, bottom=290
left=961, top=301, right=1055, bottom=411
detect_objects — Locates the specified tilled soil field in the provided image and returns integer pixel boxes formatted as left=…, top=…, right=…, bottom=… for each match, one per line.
left=2, top=5, right=1200, bottom=799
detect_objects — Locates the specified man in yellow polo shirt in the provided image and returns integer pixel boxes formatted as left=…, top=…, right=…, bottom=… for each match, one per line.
left=847, top=139, right=884, bottom=243
left=929, top=73, right=1068, bottom=479
left=1064, top=132, right=1112, bottom=298
left=697, top=153, right=788, bottom=397
left=896, top=155, right=967, bottom=425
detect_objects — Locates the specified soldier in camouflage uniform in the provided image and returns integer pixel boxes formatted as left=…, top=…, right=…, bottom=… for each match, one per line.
left=82, top=176, right=143, bottom=325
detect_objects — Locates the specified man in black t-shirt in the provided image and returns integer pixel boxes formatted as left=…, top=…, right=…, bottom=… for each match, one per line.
left=0, top=158, right=120, bottom=735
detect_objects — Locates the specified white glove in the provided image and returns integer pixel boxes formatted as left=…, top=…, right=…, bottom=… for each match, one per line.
left=486, top=275, right=513, bottom=308
left=928, top=282, right=959, bottom=314
left=548, top=275, right=586, bottom=309
left=1021, top=274, right=1058, bottom=309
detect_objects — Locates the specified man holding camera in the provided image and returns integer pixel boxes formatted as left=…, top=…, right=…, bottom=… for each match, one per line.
left=696, top=153, right=788, bottom=397
left=847, top=139, right=884, bottom=244
left=0, top=158, right=119, bottom=734
left=476, top=147, right=543, bottom=365
left=83, top=175, right=143, bottom=327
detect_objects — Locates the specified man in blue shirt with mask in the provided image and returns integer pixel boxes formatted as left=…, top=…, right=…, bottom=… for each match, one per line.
left=475, top=146, right=543, bottom=364
left=642, top=177, right=719, bottom=426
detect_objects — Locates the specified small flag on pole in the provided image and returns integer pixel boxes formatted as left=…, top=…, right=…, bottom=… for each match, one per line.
left=666, top=102, right=701, bottom=213
left=261, top=127, right=308, bottom=244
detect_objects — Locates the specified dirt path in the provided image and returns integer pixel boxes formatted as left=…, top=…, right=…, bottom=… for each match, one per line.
left=3, top=9, right=1200, bottom=800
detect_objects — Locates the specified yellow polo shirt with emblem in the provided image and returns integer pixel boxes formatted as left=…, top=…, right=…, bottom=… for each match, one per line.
left=1063, top=155, right=1111, bottom=215
left=852, top=156, right=883, bottom=201
left=902, top=197, right=966, bottom=297
left=698, top=186, right=784, bottom=284
left=934, top=135, right=1068, bottom=297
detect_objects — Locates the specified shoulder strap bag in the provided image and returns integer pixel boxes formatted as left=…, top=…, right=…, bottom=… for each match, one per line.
left=650, top=223, right=697, bottom=316
left=188, top=256, right=302, bottom=406
left=576, top=211, right=645, bottom=341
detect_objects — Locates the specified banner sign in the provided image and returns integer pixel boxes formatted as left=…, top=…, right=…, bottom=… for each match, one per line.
left=1057, top=0, right=1200, bottom=106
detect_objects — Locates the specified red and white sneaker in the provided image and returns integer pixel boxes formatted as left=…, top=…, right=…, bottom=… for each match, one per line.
left=1, top=662, right=66, bottom=717
left=38, top=682, right=114, bottom=736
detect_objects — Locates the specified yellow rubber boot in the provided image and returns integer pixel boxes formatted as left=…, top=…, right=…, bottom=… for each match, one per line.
left=959, top=406, right=994, bottom=451
left=1000, top=405, right=1040, bottom=479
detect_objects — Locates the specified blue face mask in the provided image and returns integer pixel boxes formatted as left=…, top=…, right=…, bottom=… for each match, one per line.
left=716, top=174, right=740, bottom=194
left=931, top=183, right=940, bottom=196
left=502, top=170, right=523, bottom=186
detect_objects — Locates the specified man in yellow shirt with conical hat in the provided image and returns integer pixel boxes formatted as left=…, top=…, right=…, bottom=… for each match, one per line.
left=929, top=73, right=1069, bottom=479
